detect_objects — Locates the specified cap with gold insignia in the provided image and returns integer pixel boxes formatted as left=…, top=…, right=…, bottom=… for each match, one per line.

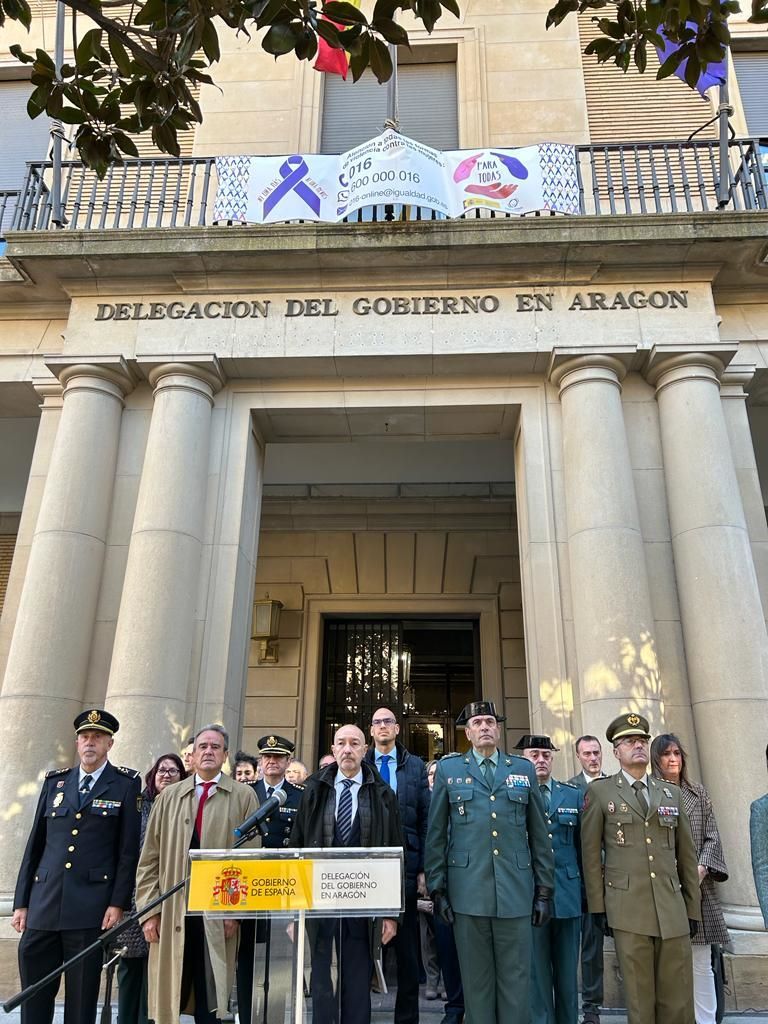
left=456, top=700, right=506, bottom=726
left=606, top=712, right=651, bottom=744
left=513, top=733, right=560, bottom=752
left=74, top=708, right=119, bottom=736
left=256, top=734, right=295, bottom=756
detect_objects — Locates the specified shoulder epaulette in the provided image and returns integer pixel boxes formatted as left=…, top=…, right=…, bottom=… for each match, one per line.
left=118, top=765, right=141, bottom=778
left=559, top=780, right=579, bottom=790
left=441, top=752, right=461, bottom=760
left=592, top=776, right=613, bottom=786
left=45, top=766, right=71, bottom=778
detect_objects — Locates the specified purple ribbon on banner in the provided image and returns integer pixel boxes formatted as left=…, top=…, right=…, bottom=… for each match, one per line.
left=263, top=156, right=322, bottom=217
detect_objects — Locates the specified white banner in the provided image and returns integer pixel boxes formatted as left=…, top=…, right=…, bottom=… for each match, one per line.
left=214, top=131, right=579, bottom=223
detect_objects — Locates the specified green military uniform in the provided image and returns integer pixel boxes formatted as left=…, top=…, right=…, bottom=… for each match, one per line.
left=425, top=702, right=554, bottom=1024
left=580, top=713, right=701, bottom=1024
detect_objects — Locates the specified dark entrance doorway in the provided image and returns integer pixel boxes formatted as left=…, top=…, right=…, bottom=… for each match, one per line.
left=319, top=618, right=480, bottom=760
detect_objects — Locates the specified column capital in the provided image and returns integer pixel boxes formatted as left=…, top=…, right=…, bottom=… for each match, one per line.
left=32, top=375, right=64, bottom=408
left=643, top=344, right=737, bottom=393
left=45, top=355, right=136, bottom=403
left=720, top=363, right=757, bottom=400
left=138, top=355, right=225, bottom=404
left=548, top=348, right=635, bottom=396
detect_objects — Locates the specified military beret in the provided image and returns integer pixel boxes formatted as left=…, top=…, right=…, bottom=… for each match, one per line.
left=513, top=733, right=559, bottom=752
left=456, top=700, right=506, bottom=726
left=256, top=734, right=295, bottom=756
left=606, top=712, right=651, bottom=744
left=74, top=708, right=119, bottom=736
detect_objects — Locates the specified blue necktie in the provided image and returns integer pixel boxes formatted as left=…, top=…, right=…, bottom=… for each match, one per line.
left=379, top=755, right=391, bottom=787
left=337, top=779, right=354, bottom=844
left=79, top=774, right=93, bottom=809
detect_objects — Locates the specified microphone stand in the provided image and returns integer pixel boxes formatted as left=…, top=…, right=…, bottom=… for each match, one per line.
left=3, top=825, right=264, bottom=1015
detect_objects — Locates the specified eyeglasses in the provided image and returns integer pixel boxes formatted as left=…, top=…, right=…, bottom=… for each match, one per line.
left=371, top=717, right=397, bottom=726
left=156, top=767, right=181, bottom=776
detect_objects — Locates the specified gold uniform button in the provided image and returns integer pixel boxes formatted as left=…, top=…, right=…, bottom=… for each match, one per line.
left=644, top=821, right=649, bottom=828
left=491, top=812, right=497, bottom=819
left=51, top=812, right=56, bottom=817
left=548, top=833, right=553, bottom=839
left=493, top=849, right=499, bottom=855
left=648, top=855, right=654, bottom=862
left=608, top=881, right=613, bottom=887
left=34, top=875, right=39, bottom=881
left=68, top=845, right=75, bottom=852
left=102, top=811, right=108, bottom=816
left=492, top=830, right=498, bottom=837
left=72, top=829, right=79, bottom=836
left=75, top=813, right=82, bottom=820
left=103, top=875, right=108, bottom=880
left=646, top=837, right=652, bottom=844
left=650, top=872, right=656, bottom=878
left=65, top=863, right=71, bottom=869
left=490, top=796, right=496, bottom=802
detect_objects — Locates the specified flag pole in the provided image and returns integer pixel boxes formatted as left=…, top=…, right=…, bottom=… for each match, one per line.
left=385, top=45, right=399, bottom=131
left=717, top=49, right=732, bottom=208
left=51, top=0, right=65, bottom=227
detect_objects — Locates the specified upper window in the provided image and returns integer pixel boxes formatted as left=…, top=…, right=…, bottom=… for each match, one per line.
left=320, top=61, right=459, bottom=154
left=733, top=53, right=768, bottom=136
left=0, top=81, right=51, bottom=193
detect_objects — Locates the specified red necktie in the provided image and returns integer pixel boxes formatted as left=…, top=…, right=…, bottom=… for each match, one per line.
left=195, top=781, right=214, bottom=840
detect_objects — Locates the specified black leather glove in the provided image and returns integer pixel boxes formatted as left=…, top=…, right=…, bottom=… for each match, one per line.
left=689, top=919, right=699, bottom=939
left=431, top=890, right=455, bottom=926
left=531, top=885, right=553, bottom=928
left=594, top=912, right=613, bottom=937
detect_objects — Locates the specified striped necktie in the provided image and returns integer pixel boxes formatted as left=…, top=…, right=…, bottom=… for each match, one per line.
left=78, top=774, right=93, bottom=809
left=337, top=779, right=354, bottom=844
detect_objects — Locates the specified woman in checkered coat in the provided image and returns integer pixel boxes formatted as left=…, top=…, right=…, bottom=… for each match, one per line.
left=651, top=734, right=729, bottom=1024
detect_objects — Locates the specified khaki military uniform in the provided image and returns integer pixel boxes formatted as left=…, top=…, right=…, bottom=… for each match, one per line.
left=581, top=772, right=701, bottom=1024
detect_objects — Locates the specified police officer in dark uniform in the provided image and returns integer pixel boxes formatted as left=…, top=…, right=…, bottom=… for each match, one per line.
left=236, top=734, right=304, bottom=1024
left=11, top=708, right=141, bottom=1024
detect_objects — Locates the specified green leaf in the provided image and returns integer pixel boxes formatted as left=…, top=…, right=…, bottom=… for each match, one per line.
left=657, top=44, right=687, bottom=79
left=134, top=0, right=167, bottom=26
left=201, top=20, right=221, bottom=62
left=349, top=33, right=370, bottom=80
left=112, top=130, right=140, bottom=157
left=76, top=29, right=103, bottom=68
left=58, top=105, right=87, bottom=124
left=323, top=0, right=368, bottom=22
left=34, top=47, right=56, bottom=71
left=596, top=17, right=623, bottom=37
left=9, top=44, right=34, bottom=63
left=368, top=35, right=393, bottom=81
left=27, top=83, right=51, bottom=117
left=372, top=0, right=400, bottom=19
left=262, top=20, right=300, bottom=53
left=373, top=16, right=409, bottom=43
left=295, top=26, right=318, bottom=58
left=634, top=39, right=647, bottom=72
left=108, top=35, right=132, bottom=76
left=439, top=0, right=460, bottom=16
left=317, top=18, right=342, bottom=44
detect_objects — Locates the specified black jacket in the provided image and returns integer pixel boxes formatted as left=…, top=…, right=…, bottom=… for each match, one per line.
left=364, top=741, right=429, bottom=886
left=251, top=778, right=304, bottom=848
left=14, top=761, right=141, bottom=930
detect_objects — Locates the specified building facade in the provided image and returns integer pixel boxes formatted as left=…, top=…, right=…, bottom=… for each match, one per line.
left=0, top=0, right=767, bottom=1005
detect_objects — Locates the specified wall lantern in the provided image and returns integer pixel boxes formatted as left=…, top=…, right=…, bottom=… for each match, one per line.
left=252, top=597, right=283, bottom=664
left=400, top=644, right=414, bottom=713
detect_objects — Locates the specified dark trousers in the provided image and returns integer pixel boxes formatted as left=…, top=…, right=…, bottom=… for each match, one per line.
left=18, top=926, right=102, bottom=1024
left=580, top=912, right=604, bottom=1014
left=453, top=913, right=530, bottom=1024
left=531, top=916, right=580, bottom=1024
left=117, top=955, right=149, bottom=1024
left=181, top=916, right=221, bottom=1024
left=433, top=915, right=464, bottom=1021
left=308, top=917, right=373, bottom=1024
left=391, top=888, right=420, bottom=1024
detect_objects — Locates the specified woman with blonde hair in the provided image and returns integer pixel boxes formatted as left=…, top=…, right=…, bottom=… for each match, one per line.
left=650, top=734, right=728, bottom=1024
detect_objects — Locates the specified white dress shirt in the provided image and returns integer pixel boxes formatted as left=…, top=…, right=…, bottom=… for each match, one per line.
left=334, top=769, right=363, bottom=820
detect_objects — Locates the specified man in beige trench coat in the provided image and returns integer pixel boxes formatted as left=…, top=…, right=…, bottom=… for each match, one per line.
left=136, top=724, right=259, bottom=1024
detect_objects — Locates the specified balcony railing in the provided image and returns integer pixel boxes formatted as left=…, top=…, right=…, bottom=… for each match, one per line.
left=3, top=137, right=766, bottom=234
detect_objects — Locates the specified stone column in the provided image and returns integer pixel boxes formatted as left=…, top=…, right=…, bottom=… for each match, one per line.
left=551, top=352, right=662, bottom=740
left=0, top=358, right=132, bottom=907
left=720, top=365, right=768, bottom=626
left=647, top=349, right=768, bottom=930
left=106, top=358, right=224, bottom=770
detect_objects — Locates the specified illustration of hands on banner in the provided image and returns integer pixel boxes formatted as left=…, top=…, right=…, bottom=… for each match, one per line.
left=213, top=130, right=580, bottom=224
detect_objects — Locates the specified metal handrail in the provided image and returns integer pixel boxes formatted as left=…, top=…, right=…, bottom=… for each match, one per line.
left=4, top=137, right=767, bottom=234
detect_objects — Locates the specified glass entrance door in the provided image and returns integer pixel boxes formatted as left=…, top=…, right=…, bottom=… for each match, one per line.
left=319, top=618, right=479, bottom=758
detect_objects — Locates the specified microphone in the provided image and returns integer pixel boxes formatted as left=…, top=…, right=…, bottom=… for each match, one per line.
left=234, top=787, right=287, bottom=838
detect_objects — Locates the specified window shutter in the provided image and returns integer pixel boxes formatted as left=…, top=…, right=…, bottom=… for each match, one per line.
left=0, top=81, right=51, bottom=191
left=320, top=62, right=458, bottom=154
left=0, top=534, right=16, bottom=617
left=733, top=53, right=768, bottom=135
left=578, top=14, right=717, bottom=141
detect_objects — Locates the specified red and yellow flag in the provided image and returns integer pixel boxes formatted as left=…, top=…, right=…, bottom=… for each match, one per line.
left=314, top=0, right=361, bottom=79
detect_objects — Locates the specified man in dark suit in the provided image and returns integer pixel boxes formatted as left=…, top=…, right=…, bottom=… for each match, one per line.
left=568, top=735, right=606, bottom=1024
left=237, top=734, right=304, bottom=1023
left=11, top=708, right=141, bottom=1024
left=290, top=724, right=403, bottom=1024
left=520, top=734, right=583, bottom=1024
left=364, top=707, right=429, bottom=1024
